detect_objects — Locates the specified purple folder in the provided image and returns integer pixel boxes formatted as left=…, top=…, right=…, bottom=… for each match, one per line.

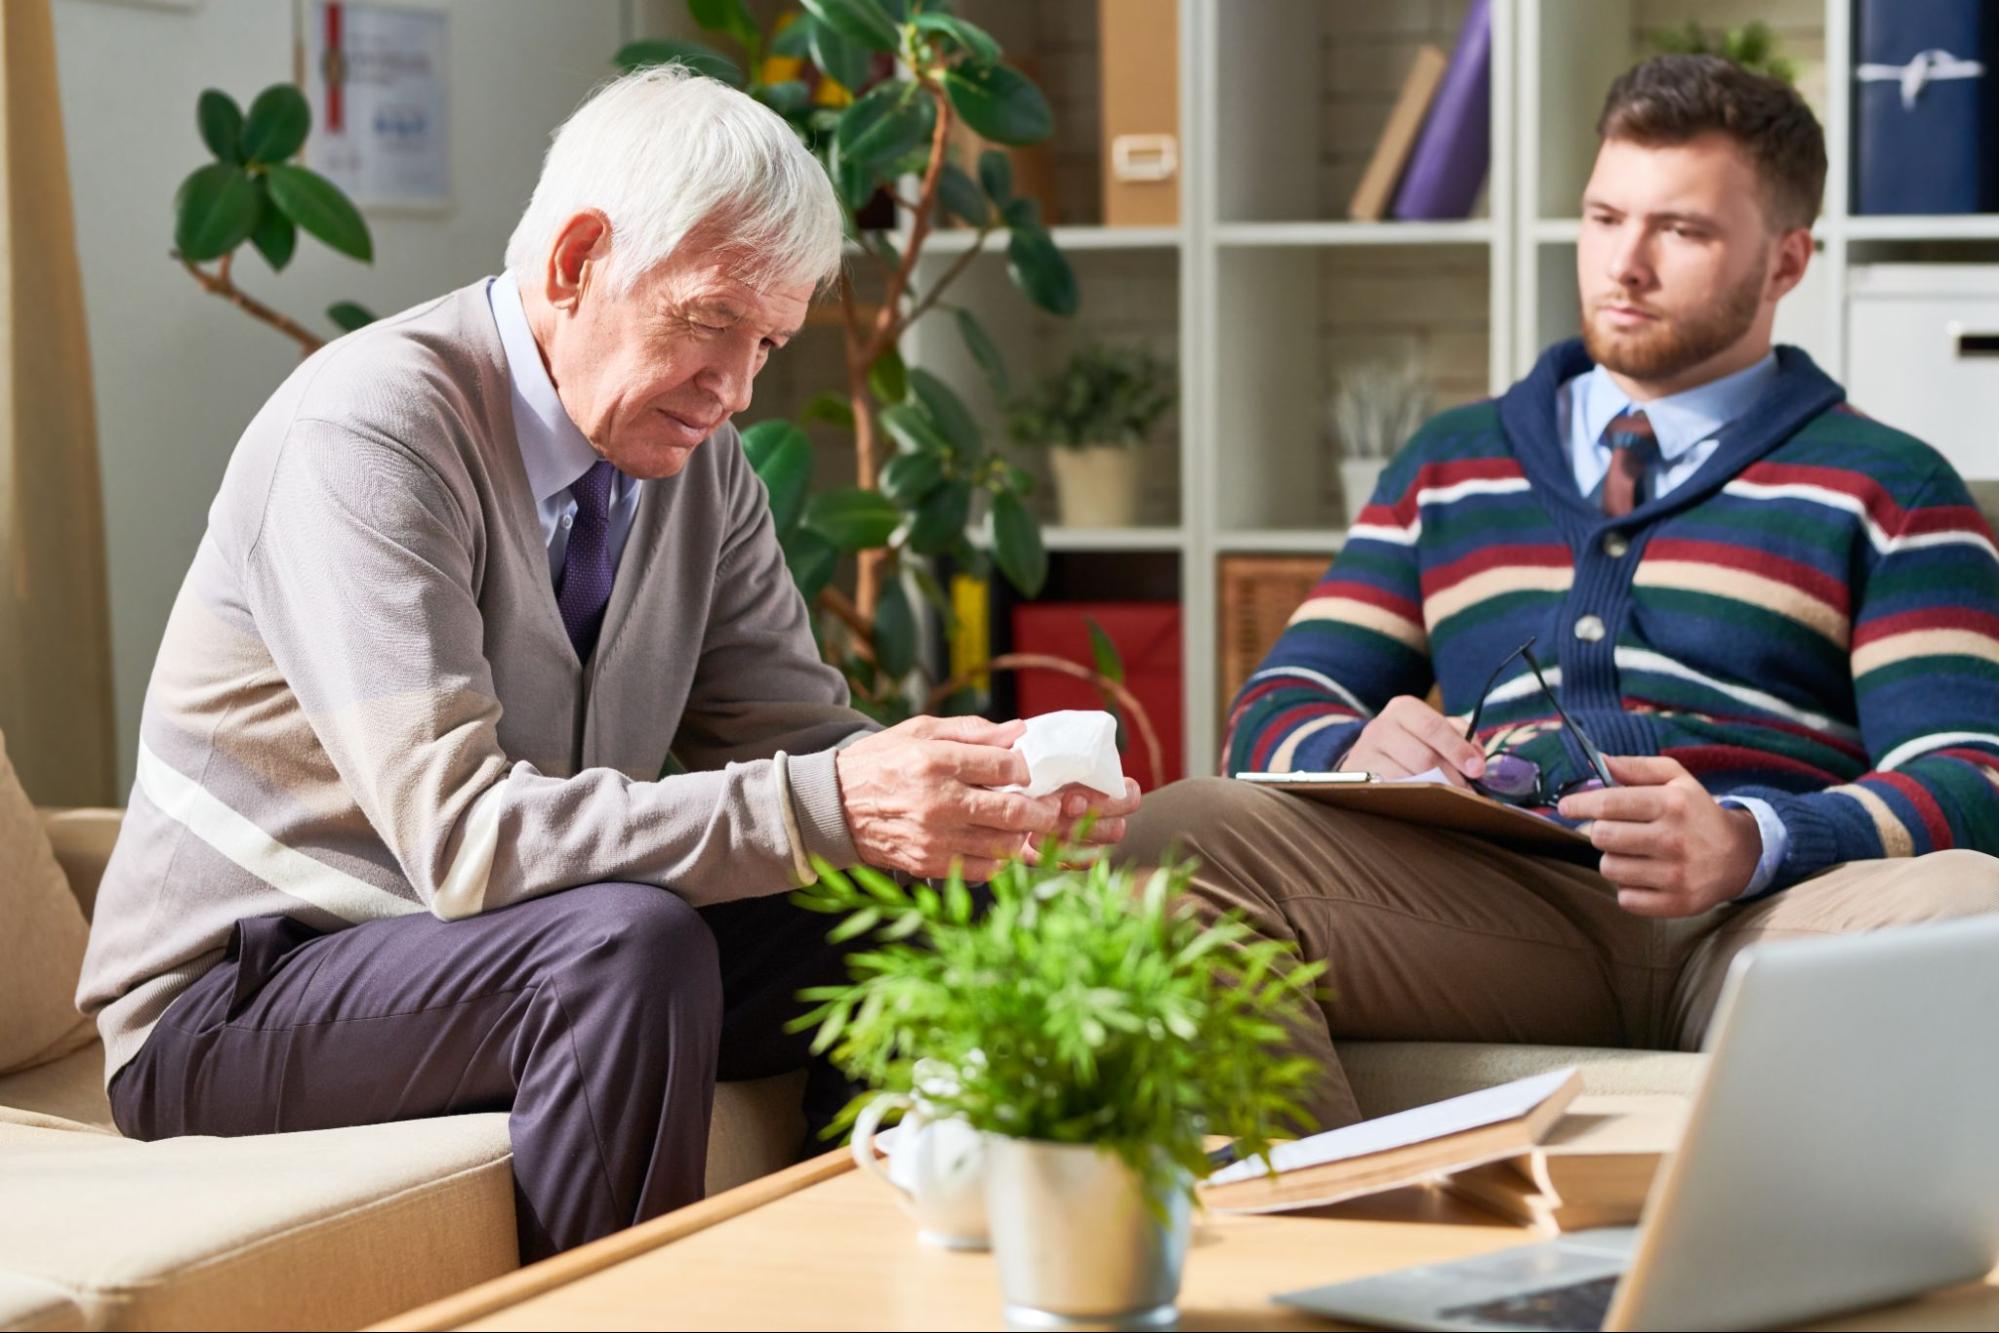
left=1391, top=0, right=1492, bottom=221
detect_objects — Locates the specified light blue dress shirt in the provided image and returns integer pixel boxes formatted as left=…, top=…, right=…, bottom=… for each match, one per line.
left=486, top=273, right=642, bottom=583
left=1555, top=355, right=1788, bottom=899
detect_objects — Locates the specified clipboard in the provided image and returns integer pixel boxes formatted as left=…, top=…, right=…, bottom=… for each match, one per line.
left=1234, top=770, right=1592, bottom=849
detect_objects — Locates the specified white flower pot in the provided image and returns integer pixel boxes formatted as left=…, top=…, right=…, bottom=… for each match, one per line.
left=983, top=1135, right=1190, bottom=1329
left=1049, top=444, right=1142, bottom=528
left=1339, top=458, right=1386, bottom=525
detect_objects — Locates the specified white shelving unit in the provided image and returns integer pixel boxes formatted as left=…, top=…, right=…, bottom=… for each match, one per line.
left=860, top=0, right=1999, bottom=779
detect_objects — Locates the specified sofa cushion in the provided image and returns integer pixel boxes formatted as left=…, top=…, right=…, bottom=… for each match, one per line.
left=0, top=1114, right=515, bottom=1332
left=0, top=734, right=94, bottom=1075
left=1339, top=1040, right=1704, bottom=1117
left=0, top=1045, right=115, bottom=1135
left=0, top=1275, right=83, bottom=1333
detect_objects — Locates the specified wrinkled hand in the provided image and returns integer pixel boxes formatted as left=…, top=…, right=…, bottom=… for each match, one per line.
left=1338, top=695, right=1486, bottom=788
left=1022, top=777, right=1144, bottom=864
left=835, top=716, right=1069, bottom=881
left=1558, top=756, right=1763, bottom=917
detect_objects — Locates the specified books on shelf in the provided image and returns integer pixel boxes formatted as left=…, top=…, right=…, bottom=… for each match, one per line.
left=1201, top=1068, right=1582, bottom=1214
left=1391, top=0, right=1492, bottom=221
left=1440, top=1094, right=1686, bottom=1233
left=1348, top=44, right=1449, bottom=222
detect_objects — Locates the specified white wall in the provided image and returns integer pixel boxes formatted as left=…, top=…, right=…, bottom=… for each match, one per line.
left=54, top=0, right=647, bottom=790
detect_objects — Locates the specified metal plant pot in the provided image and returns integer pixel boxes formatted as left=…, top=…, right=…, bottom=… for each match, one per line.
left=983, top=1135, right=1191, bottom=1330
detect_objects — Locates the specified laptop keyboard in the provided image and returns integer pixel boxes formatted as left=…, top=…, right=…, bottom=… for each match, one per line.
left=1439, top=1273, right=1620, bottom=1330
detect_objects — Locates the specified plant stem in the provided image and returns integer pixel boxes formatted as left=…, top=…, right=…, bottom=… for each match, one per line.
left=899, top=222, right=998, bottom=331
left=859, top=81, right=953, bottom=370
left=817, top=586, right=876, bottom=659
left=177, top=253, right=324, bottom=357
left=925, top=653, right=1168, bottom=789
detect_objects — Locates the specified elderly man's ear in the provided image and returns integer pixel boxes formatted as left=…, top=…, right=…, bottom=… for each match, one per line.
left=543, top=210, right=614, bottom=313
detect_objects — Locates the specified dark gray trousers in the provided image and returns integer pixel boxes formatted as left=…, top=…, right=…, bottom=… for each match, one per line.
left=107, top=882, right=856, bottom=1263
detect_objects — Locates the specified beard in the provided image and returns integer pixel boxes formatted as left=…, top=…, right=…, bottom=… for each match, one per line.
left=1581, top=263, right=1765, bottom=382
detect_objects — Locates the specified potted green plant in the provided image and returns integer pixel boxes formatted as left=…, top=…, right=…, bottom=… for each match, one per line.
left=1007, top=341, right=1175, bottom=528
left=1327, top=358, right=1431, bottom=525
left=793, top=841, right=1325, bottom=1327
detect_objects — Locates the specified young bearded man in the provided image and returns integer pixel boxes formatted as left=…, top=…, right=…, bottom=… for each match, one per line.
left=1121, top=54, right=1999, bottom=1131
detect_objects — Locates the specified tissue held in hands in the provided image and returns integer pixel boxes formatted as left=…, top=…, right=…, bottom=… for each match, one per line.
left=1010, top=710, right=1127, bottom=798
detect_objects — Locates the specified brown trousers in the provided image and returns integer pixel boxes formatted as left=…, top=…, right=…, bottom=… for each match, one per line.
left=1118, top=777, right=1999, bottom=1132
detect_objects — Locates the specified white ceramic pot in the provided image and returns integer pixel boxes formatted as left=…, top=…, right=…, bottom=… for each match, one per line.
left=851, top=1091, right=989, bottom=1250
left=983, top=1135, right=1190, bottom=1329
left=1049, top=444, right=1142, bottom=528
left=1339, top=458, right=1386, bottom=525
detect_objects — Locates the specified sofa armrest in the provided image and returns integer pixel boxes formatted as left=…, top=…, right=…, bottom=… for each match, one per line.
left=34, top=808, right=123, bottom=921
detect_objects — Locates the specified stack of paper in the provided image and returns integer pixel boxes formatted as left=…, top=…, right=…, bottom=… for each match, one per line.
left=1440, top=1095, right=1688, bottom=1233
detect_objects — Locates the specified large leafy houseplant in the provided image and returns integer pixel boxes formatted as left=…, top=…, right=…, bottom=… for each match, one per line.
left=791, top=841, right=1328, bottom=1206
left=623, top=0, right=1088, bottom=725
left=170, top=84, right=378, bottom=351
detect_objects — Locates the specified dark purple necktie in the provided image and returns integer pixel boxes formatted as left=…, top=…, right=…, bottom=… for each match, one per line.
left=556, top=459, right=620, bottom=659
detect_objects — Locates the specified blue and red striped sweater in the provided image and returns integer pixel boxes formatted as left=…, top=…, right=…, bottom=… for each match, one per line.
left=1228, top=340, right=1999, bottom=892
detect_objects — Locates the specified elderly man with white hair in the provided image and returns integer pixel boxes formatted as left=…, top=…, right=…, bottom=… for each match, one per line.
left=78, top=67, right=1138, bottom=1261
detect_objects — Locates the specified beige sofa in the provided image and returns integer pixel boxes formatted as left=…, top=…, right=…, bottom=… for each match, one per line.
left=1, top=809, right=1703, bottom=1331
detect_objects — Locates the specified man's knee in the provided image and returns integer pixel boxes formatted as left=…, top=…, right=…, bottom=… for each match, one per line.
left=536, top=882, right=721, bottom=1009
left=1119, top=775, right=1271, bottom=868
left=1911, top=849, right=1999, bottom=918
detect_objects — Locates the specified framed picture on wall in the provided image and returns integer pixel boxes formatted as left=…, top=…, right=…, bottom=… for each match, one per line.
left=298, top=0, right=450, bottom=211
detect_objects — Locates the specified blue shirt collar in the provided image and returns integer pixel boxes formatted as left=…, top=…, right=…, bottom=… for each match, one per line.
left=1579, top=351, right=1780, bottom=463
left=487, top=272, right=602, bottom=506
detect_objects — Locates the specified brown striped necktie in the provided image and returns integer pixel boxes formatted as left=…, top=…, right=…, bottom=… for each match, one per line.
left=1600, top=408, right=1658, bottom=518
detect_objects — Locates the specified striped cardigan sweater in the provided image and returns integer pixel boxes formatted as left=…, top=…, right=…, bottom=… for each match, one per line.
left=1228, top=339, right=1999, bottom=893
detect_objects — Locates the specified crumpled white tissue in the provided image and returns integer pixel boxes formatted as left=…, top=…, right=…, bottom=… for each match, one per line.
left=1007, top=710, right=1126, bottom=798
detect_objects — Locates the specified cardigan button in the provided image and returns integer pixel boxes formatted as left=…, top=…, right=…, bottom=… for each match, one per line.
left=1573, top=614, right=1607, bottom=643
left=1602, top=532, right=1630, bottom=558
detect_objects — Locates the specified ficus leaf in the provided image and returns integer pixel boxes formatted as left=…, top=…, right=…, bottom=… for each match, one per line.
left=804, top=488, right=901, bottom=552
left=741, top=419, right=813, bottom=534
left=248, top=181, right=296, bottom=271
left=1007, top=224, right=1079, bottom=317
left=173, top=162, right=259, bottom=262
left=264, top=164, right=373, bottom=262
left=873, top=576, right=917, bottom=679
left=944, top=63, right=1053, bottom=147
left=614, top=38, right=744, bottom=85
left=991, top=490, right=1047, bottom=596
left=325, top=300, right=376, bottom=333
left=196, top=89, right=244, bottom=163
left=242, top=84, right=310, bottom=163
left=800, top=0, right=900, bottom=54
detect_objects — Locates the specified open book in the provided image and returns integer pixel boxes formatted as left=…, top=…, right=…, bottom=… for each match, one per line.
left=1201, top=1068, right=1583, bottom=1214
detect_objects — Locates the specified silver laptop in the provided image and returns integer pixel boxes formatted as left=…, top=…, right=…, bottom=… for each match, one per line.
left=1278, top=914, right=1999, bottom=1331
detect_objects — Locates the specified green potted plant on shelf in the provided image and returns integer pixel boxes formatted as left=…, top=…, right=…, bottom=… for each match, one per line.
left=793, top=839, right=1325, bottom=1327
left=1006, top=341, right=1175, bottom=529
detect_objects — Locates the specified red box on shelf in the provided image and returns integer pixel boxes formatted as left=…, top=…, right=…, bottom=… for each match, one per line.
left=1010, top=602, right=1183, bottom=790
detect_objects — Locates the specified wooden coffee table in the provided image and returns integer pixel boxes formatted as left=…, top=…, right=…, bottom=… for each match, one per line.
left=376, top=1150, right=1999, bottom=1331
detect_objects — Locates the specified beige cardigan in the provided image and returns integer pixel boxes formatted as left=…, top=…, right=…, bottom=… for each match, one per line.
left=79, top=280, right=873, bottom=1080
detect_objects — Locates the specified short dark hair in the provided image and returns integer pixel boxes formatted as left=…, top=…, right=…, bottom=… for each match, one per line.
left=1596, top=54, right=1826, bottom=231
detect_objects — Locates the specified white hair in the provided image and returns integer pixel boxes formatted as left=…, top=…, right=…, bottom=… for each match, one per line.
left=505, top=64, right=843, bottom=296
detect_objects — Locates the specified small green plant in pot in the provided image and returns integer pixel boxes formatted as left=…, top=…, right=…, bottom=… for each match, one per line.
left=792, top=840, right=1325, bottom=1326
left=1007, top=342, right=1175, bottom=529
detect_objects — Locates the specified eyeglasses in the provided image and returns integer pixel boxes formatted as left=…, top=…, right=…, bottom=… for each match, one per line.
left=1462, top=637, right=1616, bottom=807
